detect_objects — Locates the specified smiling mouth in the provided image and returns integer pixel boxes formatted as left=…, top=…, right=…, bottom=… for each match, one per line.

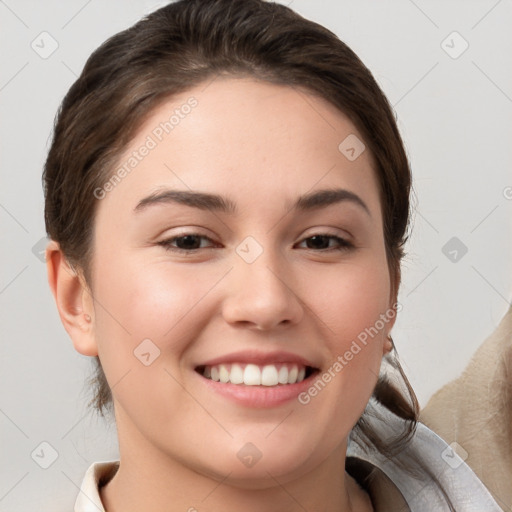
left=195, top=363, right=319, bottom=386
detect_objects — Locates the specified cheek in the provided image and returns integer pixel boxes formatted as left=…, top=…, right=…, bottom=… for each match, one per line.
left=91, top=256, right=230, bottom=365
left=300, top=256, right=391, bottom=407
left=303, top=256, right=391, bottom=343
left=89, top=258, right=226, bottom=425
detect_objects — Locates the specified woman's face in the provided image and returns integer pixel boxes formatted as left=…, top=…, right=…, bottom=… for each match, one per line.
left=85, top=77, right=395, bottom=485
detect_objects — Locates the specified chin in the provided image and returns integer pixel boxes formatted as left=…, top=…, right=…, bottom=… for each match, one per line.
left=193, top=440, right=321, bottom=490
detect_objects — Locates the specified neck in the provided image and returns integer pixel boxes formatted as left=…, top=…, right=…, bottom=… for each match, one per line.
left=100, top=417, right=372, bottom=512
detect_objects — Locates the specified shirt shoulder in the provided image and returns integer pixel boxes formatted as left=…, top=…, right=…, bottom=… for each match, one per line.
left=346, top=401, right=504, bottom=512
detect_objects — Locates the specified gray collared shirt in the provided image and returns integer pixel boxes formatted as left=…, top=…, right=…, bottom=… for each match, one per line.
left=346, top=402, right=504, bottom=511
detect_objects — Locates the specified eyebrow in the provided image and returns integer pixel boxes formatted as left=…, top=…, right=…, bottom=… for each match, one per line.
left=133, top=188, right=371, bottom=217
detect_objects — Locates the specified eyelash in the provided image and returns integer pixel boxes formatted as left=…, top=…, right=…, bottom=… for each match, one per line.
left=157, top=233, right=354, bottom=254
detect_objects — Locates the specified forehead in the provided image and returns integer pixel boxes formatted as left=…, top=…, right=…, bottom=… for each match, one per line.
left=97, top=77, right=380, bottom=219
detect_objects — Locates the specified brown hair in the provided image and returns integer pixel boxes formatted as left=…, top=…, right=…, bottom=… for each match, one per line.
left=43, top=0, right=418, bottom=458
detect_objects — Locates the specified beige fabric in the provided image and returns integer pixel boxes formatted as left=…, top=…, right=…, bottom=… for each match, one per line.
left=420, top=305, right=512, bottom=512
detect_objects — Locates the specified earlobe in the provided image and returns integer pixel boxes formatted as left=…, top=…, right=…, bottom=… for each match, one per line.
left=46, top=240, right=98, bottom=356
left=385, top=283, right=400, bottom=353
left=383, top=334, right=394, bottom=355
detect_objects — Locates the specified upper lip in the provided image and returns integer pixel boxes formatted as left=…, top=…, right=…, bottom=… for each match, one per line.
left=195, top=350, right=320, bottom=369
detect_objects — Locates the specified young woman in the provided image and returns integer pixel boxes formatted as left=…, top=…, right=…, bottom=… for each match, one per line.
left=43, top=1, right=503, bottom=510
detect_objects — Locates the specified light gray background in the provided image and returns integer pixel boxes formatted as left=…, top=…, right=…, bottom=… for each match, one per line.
left=1, top=0, right=511, bottom=510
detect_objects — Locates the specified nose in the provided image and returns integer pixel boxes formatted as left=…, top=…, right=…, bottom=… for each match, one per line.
left=221, top=249, right=304, bottom=331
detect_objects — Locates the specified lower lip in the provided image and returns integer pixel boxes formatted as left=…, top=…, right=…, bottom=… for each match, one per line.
left=195, top=371, right=318, bottom=408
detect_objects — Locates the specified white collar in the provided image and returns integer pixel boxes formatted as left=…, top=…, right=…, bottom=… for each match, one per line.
left=74, top=460, right=119, bottom=512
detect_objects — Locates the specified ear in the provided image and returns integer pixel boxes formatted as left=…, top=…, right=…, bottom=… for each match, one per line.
left=383, top=335, right=394, bottom=355
left=383, top=268, right=400, bottom=355
left=382, top=305, right=398, bottom=356
left=46, top=240, right=98, bottom=356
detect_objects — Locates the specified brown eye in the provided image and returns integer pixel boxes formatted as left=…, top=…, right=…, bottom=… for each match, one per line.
left=158, top=234, right=215, bottom=252
left=297, top=234, right=353, bottom=251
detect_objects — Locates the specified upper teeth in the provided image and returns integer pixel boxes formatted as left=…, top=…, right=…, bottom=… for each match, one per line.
left=203, top=363, right=307, bottom=386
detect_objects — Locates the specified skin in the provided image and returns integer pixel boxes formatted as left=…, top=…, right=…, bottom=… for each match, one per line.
left=47, top=77, right=398, bottom=512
